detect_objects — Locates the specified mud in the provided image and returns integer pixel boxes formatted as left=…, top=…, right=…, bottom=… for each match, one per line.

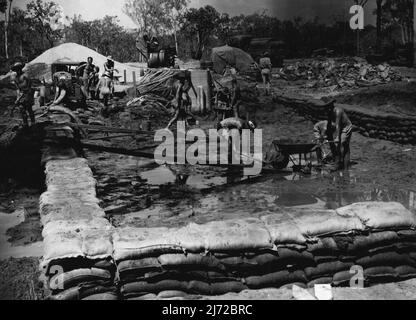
left=1, top=66, right=416, bottom=299
left=87, top=91, right=416, bottom=230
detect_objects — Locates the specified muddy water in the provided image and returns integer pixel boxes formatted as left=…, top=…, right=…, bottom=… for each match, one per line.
left=0, top=209, right=43, bottom=260
left=104, top=155, right=416, bottom=228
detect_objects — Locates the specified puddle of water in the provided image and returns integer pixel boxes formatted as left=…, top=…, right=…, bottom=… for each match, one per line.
left=140, top=165, right=251, bottom=190
left=0, top=209, right=43, bottom=260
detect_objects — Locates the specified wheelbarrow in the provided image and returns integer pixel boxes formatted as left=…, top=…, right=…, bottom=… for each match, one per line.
left=265, top=139, right=331, bottom=170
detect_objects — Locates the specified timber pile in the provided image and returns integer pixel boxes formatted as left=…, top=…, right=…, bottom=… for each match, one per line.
left=136, top=69, right=181, bottom=99
left=127, top=94, right=171, bottom=127
left=276, top=57, right=402, bottom=88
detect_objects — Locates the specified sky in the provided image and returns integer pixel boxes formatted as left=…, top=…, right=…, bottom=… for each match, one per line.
left=12, top=0, right=377, bottom=28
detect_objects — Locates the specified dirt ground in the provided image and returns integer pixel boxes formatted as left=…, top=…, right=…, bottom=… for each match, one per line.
left=1, top=66, right=416, bottom=299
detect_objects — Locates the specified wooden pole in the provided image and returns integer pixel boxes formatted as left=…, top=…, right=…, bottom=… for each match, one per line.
left=414, top=0, right=416, bottom=67
left=132, top=71, right=137, bottom=97
left=124, top=69, right=127, bottom=83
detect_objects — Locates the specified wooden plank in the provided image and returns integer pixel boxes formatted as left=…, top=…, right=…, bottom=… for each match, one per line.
left=69, top=123, right=155, bottom=135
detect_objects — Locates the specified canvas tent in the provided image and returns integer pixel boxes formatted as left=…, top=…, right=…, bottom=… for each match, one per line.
left=211, top=45, right=256, bottom=75
left=25, top=42, right=143, bottom=83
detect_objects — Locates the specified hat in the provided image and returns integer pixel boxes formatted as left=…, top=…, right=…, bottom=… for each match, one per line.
left=11, top=62, right=25, bottom=71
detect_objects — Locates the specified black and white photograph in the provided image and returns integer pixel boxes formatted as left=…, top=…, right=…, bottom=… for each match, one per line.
left=0, top=0, right=416, bottom=305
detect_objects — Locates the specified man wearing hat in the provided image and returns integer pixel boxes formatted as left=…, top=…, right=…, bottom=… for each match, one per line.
left=96, top=71, right=113, bottom=106
left=10, top=62, right=35, bottom=127
left=104, top=56, right=118, bottom=80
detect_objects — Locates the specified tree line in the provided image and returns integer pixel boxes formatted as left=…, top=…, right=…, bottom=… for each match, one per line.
left=0, top=0, right=413, bottom=67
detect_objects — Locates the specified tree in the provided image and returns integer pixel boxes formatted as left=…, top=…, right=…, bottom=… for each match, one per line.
left=354, top=0, right=369, bottom=55
left=123, top=0, right=188, bottom=55
left=155, top=0, right=189, bottom=55
left=375, top=0, right=385, bottom=50
left=1, top=0, right=12, bottom=59
left=381, top=0, right=413, bottom=45
left=27, top=0, right=64, bottom=48
left=180, top=5, right=221, bottom=59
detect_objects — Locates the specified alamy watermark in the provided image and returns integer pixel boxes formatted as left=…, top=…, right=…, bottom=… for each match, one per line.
left=153, top=121, right=263, bottom=176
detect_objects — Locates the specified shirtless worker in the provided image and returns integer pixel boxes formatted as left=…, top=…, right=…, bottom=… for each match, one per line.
left=259, top=51, right=272, bottom=95
left=10, top=62, right=35, bottom=128
left=325, top=99, right=353, bottom=170
left=51, top=76, right=70, bottom=107
left=82, top=57, right=95, bottom=99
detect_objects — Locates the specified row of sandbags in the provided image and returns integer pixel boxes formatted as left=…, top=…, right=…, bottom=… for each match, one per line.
left=40, top=157, right=117, bottom=300
left=113, top=203, right=416, bottom=299
left=115, top=231, right=416, bottom=299
left=40, top=157, right=416, bottom=299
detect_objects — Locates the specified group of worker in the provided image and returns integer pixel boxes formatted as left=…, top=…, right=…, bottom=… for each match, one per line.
left=8, top=56, right=118, bottom=128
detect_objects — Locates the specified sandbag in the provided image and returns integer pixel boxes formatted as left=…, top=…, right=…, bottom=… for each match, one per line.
left=332, top=270, right=354, bottom=286
left=305, top=261, right=354, bottom=280
left=117, top=258, right=161, bottom=276
left=276, top=248, right=315, bottom=266
left=47, top=258, right=114, bottom=275
left=41, top=203, right=105, bottom=225
left=261, top=213, right=307, bottom=244
left=201, top=218, right=272, bottom=251
left=356, top=252, right=416, bottom=268
left=157, top=290, right=189, bottom=299
left=42, top=226, right=113, bottom=265
left=113, top=227, right=183, bottom=261
left=336, top=202, right=416, bottom=230
left=82, top=293, right=119, bottom=300
left=209, top=281, right=248, bottom=295
left=395, top=265, right=416, bottom=279
left=158, top=253, right=226, bottom=271
left=289, top=208, right=365, bottom=237
left=364, top=266, right=398, bottom=280
left=346, top=231, right=400, bottom=253
left=245, top=270, right=307, bottom=289
left=307, top=237, right=339, bottom=255
left=175, top=223, right=207, bottom=252
left=49, top=268, right=112, bottom=292
left=121, top=280, right=189, bottom=296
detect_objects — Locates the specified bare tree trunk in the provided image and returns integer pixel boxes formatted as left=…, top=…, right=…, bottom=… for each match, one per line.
left=414, top=0, right=416, bottom=66
left=174, top=30, right=179, bottom=56
left=376, top=0, right=383, bottom=51
left=4, top=13, right=8, bottom=59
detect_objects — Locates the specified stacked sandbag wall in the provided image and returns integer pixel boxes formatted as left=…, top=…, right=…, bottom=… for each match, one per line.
left=40, top=158, right=117, bottom=300
left=113, top=202, right=416, bottom=300
left=273, top=92, right=416, bottom=145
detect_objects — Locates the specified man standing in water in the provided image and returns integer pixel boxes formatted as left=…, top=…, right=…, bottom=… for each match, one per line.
left=325, top=99, right=353, bottom=170
left=10, top=62, right=35, bottom=128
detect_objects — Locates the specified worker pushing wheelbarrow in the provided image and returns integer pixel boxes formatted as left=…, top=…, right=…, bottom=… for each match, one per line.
left=264, top=138, right=334, bottom=172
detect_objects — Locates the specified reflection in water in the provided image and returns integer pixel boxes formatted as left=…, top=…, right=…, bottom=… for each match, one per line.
left=0, top=210, right=43, bottom=260
left=132, top=163, right=416, bottom=227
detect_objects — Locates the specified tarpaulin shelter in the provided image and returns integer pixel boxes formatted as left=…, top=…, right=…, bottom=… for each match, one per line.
left=211, top=45, right=256, bottom=75
left=25, top=42, right=143, bottom=83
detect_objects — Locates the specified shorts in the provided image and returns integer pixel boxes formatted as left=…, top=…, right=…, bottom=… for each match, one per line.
left=334, top=124, right=353, bottom=144
left=83, top=76, right=90, bottom=89
left=261, top=69, right=271, bottom=83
